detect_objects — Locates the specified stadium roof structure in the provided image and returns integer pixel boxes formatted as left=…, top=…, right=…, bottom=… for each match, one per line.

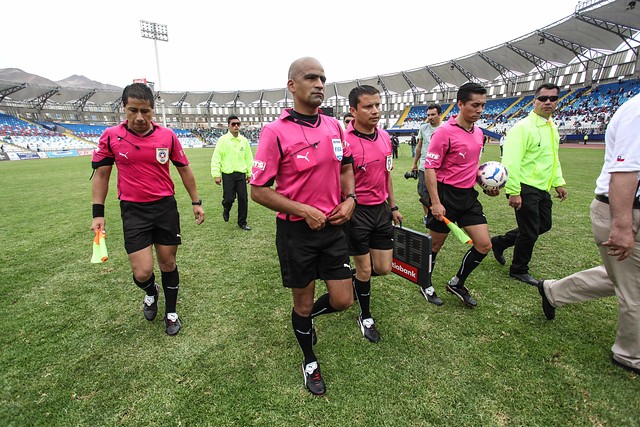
left=1, top=0, right=638, bottom=109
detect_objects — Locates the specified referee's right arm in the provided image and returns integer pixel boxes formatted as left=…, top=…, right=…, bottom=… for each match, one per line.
left=91, top=165, right=112, bottom=233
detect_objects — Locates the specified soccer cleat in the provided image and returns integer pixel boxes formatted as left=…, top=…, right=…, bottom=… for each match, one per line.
left=538, top=280, right=556, bottom=320
left=491, top=237, right=506, bottom=266
left=164, top=313, right=182, bottom=336
left=143, top=284, right=159, bottom=321
left=446, top=280, right=477, bottom=307
left=419, top=286, right=444, bottom=306
left=357, top=315, right=380, bottom=343
left=302, top=361, right=326, bottom=395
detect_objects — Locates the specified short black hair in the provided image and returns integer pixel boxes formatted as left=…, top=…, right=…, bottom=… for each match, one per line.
left=427, top=103, right=442, bottom=114
left=122, top=83, right=154, bottom=108
left=457, top=82, right=486, bottom=103
left=348, top=85, right=380, bottom=108
left=227, top=115, right=239, bottom=124
left=535, top=83, right=560, bottom=96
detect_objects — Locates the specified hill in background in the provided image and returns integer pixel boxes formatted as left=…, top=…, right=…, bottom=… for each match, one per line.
left=0, top=68, right=121, bottom=91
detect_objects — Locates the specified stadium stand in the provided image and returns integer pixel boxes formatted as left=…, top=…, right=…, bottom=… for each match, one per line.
left=0, top=0, right=637, bottom=156
left=0, top=113, right=94, bottom=151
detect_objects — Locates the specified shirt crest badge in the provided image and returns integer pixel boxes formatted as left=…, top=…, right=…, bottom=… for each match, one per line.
left=386, top=155, right=393, bottom=172
left=332, top=139, right=343, bottom=161
left=156, top=148, right=169, bottom=164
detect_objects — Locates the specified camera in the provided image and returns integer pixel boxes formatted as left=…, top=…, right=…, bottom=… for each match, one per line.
left=404, top=170, right=418, bottom=180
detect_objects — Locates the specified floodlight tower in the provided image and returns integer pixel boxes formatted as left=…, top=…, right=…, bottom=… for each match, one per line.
left=140, top=20, right=168, bottom=126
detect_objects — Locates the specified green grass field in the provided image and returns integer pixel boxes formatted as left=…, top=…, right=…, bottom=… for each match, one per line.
left=1, top=144, right=638, bottom=426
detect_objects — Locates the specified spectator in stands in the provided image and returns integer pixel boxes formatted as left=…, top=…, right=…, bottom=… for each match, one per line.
left=411, top=103, right=443, bottom=306
left=210, top=115, right=253, bottom=231
left=345, top=84, right=402, bottom=343
left=424, top=83, right=501, bottom=308
left=90, top=83, right=205, bottom=336
left=343, top=112, right=354, bottom=129
left=391, top=133, right=399, bottom=159
left=410, top=132, right=417, bottom=157
left=250, top=57, right=356, bottom=396
left=538, top=92, right=640, bottom=375
left=491, top=83, right=567, bottom=286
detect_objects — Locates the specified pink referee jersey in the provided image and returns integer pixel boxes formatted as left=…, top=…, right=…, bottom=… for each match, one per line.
left=345, top=126, right=392, bottom=205
left=92, top=121, right=189, bottom=203
left=425, top=116, right=484, bottom=189
left=250, top=109, right=352, bottom=221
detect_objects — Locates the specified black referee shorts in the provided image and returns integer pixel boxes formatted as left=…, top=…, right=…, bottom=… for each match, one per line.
left=275, top=218, right=351, bottom=288
left=425, top=182, right=487, bottom=234
left=345, top=202, right=394, bottom=256
left=120, top=196, right=181, bottom=254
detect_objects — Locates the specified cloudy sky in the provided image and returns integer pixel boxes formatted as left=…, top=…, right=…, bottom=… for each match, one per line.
left=1, top=0, right=582, bottom=92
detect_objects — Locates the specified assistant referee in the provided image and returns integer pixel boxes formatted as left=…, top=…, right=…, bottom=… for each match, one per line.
left=91, top=83, right=205, bottom=336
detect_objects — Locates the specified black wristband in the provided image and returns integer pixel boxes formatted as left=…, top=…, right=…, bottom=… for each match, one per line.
left=390, top=205, right=399, bottom=212
left=92, top=204, right=105, bottom=218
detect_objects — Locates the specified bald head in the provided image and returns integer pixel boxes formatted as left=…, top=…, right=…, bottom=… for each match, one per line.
left=287, top=56, right=326, bottom=115
left=288, top=57, right=323, bottom=80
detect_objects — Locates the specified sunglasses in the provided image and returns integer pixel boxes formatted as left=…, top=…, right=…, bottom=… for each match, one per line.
left=536, top=96, right=559, bottom=102
left=230, top=122, right=241, bottom=126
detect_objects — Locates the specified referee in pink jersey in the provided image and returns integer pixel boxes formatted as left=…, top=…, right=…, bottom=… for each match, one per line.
left=424, top=82, right=501, bottom=308
left=344, top=85, right=402, bottom=343
left=251, top=57, right=356, bottom=396
left=91, top=83, right=205, bottom=336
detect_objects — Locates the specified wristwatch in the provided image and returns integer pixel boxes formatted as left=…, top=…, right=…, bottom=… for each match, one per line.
left=345, top=193, right=357, bottom=204
left=192, top=199, right=202, bottom=206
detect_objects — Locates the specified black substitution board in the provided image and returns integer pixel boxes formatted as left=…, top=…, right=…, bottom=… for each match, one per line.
left=392, top=226, right=432, bottom=287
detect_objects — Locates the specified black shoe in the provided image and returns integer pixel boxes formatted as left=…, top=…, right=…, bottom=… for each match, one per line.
left=223, top=209, right=230, bottom=222
left=538, top=280, right=556, bottom=320
left=164, top=314, right=182, bottom=336
left=239, top=224, right=252, bottom=231
left=446, top=280, right=477, bottom=307
left=302, top=361, right=326, bottom=395
left=419, top=286, right=443, bottom=306
left=142, top=284, right=159, bottom=321
left=491, top=237, right=506, bottom=266
left=357, top=315, right=380, bottom=343
left=509, top=272, right=540, bottom=286
left=611, top=356, right=640, bottom=374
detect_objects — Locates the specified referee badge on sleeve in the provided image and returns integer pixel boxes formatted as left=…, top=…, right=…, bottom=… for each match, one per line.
left=386, top=155, right=393, bottom=171
left=156, top=148, right=169, bottom=164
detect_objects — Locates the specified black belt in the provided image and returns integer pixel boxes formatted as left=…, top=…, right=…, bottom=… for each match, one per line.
left=595, top=194, right=640, bottom=209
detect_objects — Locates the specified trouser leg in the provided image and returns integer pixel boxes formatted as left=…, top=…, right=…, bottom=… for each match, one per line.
left=235, top=174, right=248, bottom=226
left=221, top=173, right=236, bottom=212
left=511, top=188, right=550, bottom=274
